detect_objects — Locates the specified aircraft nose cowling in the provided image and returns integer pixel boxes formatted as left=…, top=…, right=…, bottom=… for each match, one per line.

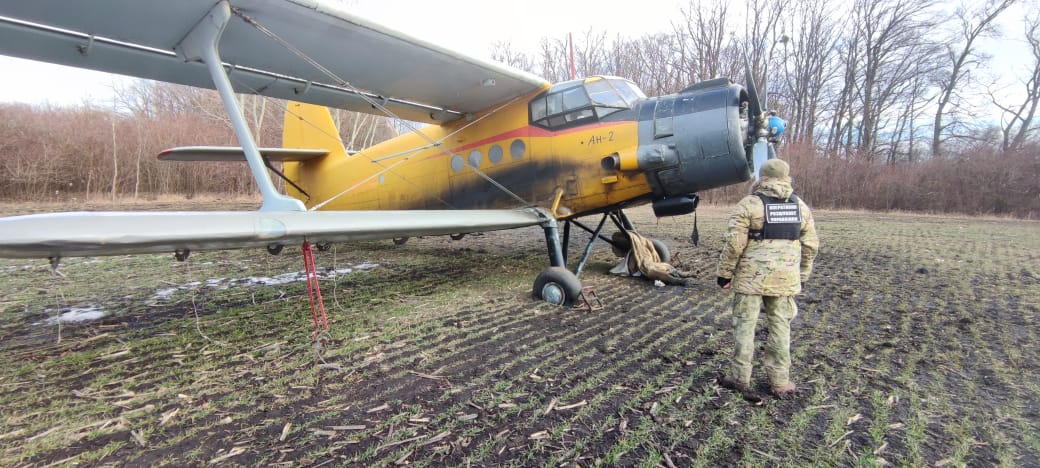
left=636, top=79, right=752, bottom=198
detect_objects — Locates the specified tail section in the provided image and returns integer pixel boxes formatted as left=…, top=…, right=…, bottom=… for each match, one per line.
left=282, top=102, right=347, bottom=203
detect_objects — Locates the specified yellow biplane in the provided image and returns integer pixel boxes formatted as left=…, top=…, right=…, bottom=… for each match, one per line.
left=0, top=0, right=778, bottom=306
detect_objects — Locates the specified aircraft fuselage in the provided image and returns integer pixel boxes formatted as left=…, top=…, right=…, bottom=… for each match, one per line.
left=284, top=76, right=753, bottom=219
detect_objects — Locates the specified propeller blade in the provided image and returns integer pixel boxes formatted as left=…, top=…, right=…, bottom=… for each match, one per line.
left=761, top=76, right=769, bottom=113
left=745, top=51, right=777, bottom=180
left=743, top=54, right=763, bottom=120
left=752, top=140, right=769, bottom=179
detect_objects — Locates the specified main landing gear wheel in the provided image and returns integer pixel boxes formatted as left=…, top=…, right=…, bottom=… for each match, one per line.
left=393, top=237, right=409, bottom=246
left=533, top=267, right=583, bottom=306
left=651, top=239, right=671, bottom=263
left=266, top=244, right=284, bottom=255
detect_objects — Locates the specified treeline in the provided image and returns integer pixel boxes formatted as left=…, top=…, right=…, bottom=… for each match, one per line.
left=497, top=0, right=1036, bottom=161
left=0, top=101, right=248, bottom=200
left=703, top=143, right=1040, bottom=217
left=0, top=83, right=396, bottom=201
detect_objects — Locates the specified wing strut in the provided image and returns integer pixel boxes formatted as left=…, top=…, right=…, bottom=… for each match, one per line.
left=174, top=1, right=305, bottom=212
left=262, top=157, right=311, bottom=201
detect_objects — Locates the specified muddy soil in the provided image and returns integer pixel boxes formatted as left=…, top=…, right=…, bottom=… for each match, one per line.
left=0, top=204, right=1037, bottom=466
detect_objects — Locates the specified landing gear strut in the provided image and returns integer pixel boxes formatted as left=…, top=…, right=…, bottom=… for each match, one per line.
left=532, top=219, right=580, bottom=305
left=532, top=208, right=664, bottom=306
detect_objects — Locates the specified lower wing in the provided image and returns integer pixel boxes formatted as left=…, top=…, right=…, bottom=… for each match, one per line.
left=0, top=209, right=547, bottom=259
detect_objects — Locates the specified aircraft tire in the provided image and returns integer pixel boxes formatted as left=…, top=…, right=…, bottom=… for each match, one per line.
left=393, top=237, right=409, bottom=245
left=532, top=267, right=582, bottom=306
left=652, top=239, right=671, bottom=264
left=267, top=244, right=284, bottom=255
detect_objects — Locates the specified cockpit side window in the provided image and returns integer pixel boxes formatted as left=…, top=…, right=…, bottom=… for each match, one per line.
left=530, top=96, right=547, bottom=122
left=546, top=93, right=564, bottom=116
left=531, top=90, right=583, bottom=129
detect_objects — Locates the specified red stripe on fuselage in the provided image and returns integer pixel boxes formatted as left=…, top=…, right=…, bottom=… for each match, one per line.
left=417, top=121, right=630, bottom=162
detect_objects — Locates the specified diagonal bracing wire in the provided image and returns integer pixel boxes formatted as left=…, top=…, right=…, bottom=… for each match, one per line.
left=229, top=7, right=535, bottom=209
left=228, top=78, right=458, bottom=210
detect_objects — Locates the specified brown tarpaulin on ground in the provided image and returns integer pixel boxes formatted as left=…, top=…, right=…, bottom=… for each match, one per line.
left=621, top=231, right=677, bottom=283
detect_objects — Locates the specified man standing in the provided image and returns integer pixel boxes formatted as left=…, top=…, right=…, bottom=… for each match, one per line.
left=716, top=159, right=819, bottom=399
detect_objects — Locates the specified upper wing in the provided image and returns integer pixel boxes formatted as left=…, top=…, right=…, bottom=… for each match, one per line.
left=0, top=0, right=548, bottom=124
left=0, top=209, right=548, bottom=259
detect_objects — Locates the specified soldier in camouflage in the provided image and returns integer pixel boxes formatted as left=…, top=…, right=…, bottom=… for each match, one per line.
left=715, top=159, right=819, bottom=399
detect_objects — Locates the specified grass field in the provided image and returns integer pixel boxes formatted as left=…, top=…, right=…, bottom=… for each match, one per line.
left=0, top=202, right=1038, bottom=466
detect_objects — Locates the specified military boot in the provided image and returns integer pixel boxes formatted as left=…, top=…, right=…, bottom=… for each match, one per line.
left=719, top=375, right=763, bottom=403
left=771, top=382, right=797, bottom=399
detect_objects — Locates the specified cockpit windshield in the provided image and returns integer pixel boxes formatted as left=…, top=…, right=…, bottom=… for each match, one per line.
left=529, top=77, right=646, bottom=130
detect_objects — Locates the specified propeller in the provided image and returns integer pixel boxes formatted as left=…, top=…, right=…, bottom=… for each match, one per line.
left=743, top=54, right=773, bottom=179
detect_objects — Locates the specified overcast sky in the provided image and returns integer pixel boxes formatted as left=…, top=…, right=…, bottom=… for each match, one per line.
left=0, top=0, right=1031, bottom=107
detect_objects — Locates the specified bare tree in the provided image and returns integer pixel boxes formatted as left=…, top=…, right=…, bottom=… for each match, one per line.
left=674, top=0, right=731, bottom=83
left=490, top=41, right=538, bottom=75
left=110, top=115, right=118, bottom=199
left=825, top=29, right=862, bottom=157
left=538, top=37, right=569, bottom=83
left=932, top=0, right=1017, bottom=158
left=574, top=29, right=611, bottom=79
left=605, top=35, right=639, bottom=81
left=887, top=58, right=937, bottom=163
left=776, top=0, right=846, bottom=144
left=848, top=0, right=939, bottom=160
left=629, top=33, right=682, bottom=95
left=740, top=0, right=785, bottom=98
left=994, top=13, right=1040, bottom=152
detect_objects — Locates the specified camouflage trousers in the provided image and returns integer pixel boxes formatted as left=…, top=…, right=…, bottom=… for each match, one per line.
left=730, top=293, right=798, bottom=386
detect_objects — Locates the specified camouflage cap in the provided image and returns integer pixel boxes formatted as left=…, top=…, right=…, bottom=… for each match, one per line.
left=760, top=159, right=790, bottom=178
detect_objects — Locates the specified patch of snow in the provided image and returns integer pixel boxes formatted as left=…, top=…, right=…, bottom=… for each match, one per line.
left=153, top=287, right=179, bottom=301
left=37, top=306, right=106, bottom=325
left=150, top=264, right=379, bottom=302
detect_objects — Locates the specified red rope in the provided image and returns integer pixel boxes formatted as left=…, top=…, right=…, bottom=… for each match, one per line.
left=301, top=240, right=329, bottom=337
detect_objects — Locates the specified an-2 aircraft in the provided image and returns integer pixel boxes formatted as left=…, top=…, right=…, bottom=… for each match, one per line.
left=0, top=0, right=779, bottom=306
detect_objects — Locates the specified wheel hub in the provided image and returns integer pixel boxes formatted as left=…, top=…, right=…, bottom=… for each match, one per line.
left=540, top=283, right=566, bottom=305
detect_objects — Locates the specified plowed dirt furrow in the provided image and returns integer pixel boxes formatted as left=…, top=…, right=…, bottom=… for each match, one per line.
left=2, top=206, right=1038, bottom=466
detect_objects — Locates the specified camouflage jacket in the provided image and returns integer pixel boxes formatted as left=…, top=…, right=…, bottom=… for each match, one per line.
left=716, top=178, right=819, bottom=296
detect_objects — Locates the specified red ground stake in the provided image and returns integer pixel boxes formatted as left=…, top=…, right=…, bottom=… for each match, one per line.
left=301, top=240, right=329, bottom=337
